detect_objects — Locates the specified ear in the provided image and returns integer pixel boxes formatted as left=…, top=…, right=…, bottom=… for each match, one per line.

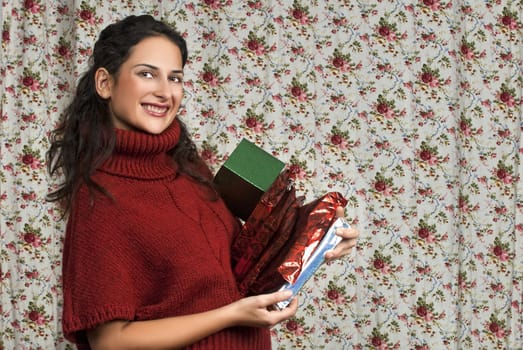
left=94, top=68, right=113, bottom=99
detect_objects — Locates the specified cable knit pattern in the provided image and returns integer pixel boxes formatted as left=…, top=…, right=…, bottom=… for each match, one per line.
left=61, top=120, right=271, bottom=349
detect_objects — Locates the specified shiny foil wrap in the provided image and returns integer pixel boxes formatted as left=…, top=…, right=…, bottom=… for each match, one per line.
left=275, top=217, right=349, bottom=309
left=231, top=169, right=347, bottom=296
left=277, top=192, right=347, bottom=284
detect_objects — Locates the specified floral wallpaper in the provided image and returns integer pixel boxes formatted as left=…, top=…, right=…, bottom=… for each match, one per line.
left=1, top=1, right=522, bottom=349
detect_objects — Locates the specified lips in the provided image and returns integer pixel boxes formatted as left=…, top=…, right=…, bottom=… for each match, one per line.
left=142, top=103, right=169, bottom=116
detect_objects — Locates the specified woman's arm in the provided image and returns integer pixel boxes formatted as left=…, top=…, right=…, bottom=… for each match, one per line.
left=87, top=290, right=297, bottom=350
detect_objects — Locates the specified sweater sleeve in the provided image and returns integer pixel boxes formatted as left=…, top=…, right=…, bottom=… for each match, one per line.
left=61, top=187, right=140, bottom=345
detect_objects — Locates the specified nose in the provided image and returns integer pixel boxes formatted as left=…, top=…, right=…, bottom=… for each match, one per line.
left=154, top=78, right=172, bottom=99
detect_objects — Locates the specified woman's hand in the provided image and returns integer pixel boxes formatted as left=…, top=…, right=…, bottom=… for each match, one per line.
left=324, top=206, right=360, bottom=262
left=226, top=290, right=298, bottom=328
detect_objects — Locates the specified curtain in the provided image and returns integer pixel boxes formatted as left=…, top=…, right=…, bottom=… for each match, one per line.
left=1, top=1, right=521, bottom=349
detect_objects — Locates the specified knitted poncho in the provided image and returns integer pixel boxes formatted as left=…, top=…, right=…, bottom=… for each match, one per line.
left=61, top=120, right=271, bottom=349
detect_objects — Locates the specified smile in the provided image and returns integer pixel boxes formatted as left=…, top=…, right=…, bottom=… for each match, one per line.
left=143, top=104, right=169, bottom=115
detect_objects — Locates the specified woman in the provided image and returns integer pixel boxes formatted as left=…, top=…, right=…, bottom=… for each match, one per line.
left=47, top=15, right=359, bottom=350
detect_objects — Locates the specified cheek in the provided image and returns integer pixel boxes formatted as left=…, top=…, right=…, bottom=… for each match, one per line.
left=176, top=85, right=184, bottom=97
left=174, top=86, right=184, bottom=103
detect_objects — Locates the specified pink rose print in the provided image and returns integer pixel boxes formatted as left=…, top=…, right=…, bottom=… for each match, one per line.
left=499, top=8, right=519, bottom=30
left=331, top=134, right=343, bottom=145
left=246, top=38, right=265, bottom=55
left=24, top=0, right=41, bottom=14
left=460, top=41, right=475, bottom=60
left=285, top=319, right=305, bottom=336
left=2, top=29, right=9, bottom=43
left=290, top=5, right=310, bottom=25
left=290, top=85, right=307, bottom=101
left=494, top=161, right=514, bottom=184
left=422, top=0, right=441, bottom=11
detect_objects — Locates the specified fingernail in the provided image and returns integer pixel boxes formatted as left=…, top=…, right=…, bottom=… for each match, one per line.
left=282, top=290, right=293, bottom=297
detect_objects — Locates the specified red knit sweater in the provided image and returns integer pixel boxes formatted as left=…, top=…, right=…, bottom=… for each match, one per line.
left=61, top=120, right=271, bottom=349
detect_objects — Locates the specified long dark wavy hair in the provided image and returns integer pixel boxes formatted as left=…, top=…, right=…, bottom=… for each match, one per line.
left=47, top=15, right=213, bottom=213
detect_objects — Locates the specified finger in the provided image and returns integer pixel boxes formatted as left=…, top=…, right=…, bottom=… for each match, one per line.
left=324, top=239, right=357, bottom=261
left=267, top=296, right=298, bottom=327
left=335, top=206, right=345, bottom=218
left=266, top=290, right=293, bottom=305
left=336, top=227, right=360, bottom=239
left=324, top=250, right=339, bottom=261
left=285, top=295, right=299, bottom=313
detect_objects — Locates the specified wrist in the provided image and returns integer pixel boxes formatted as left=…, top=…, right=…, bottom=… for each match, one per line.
left=212, top=302, right=239, bottom=329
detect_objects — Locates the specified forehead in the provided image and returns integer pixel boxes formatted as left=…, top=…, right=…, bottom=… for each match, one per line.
left=126, top=35, right=183, bottom=68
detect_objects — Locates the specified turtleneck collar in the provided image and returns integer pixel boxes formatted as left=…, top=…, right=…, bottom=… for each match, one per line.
left=99, top=119, right=181, bottom=180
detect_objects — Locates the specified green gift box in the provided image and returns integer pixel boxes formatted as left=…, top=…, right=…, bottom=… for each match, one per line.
left=213, top=139, right=285, bottom=221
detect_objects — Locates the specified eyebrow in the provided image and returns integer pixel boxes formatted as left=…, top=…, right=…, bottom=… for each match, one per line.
left=134, top=63, right=184, bottom=74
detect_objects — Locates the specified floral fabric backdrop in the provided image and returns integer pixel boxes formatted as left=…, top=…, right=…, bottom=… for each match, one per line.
left=1, top=0, right=522, bottom=349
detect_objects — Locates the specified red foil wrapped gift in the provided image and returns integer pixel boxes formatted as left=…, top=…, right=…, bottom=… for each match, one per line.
left=231, top=169, right=347, bottom=296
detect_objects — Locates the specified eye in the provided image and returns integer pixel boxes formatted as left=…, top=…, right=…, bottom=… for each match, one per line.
left=169, top=75, right=183, bottom=83
left=139, top=71, right=154, bottom=79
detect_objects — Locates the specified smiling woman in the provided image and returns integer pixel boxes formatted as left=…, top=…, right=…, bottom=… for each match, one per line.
left=45, top=14, right=358, bottom=350
left=45, top=14, right=303, bottom=350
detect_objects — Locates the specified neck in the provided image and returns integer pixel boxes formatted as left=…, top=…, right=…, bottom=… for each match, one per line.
left=99, top=120, right=181, bottom=179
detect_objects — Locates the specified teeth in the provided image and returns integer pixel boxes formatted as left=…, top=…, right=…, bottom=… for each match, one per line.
left=144, top=104, right=168, bottom=114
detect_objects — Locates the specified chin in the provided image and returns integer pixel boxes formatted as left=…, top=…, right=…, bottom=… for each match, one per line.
left=142, top=121, right=174, bottom=135
left=145, top=127, right=169, bottom=135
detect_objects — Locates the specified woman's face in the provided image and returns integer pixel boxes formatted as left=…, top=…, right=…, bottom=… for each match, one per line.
left=97, top=35, right=184, bottom=134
